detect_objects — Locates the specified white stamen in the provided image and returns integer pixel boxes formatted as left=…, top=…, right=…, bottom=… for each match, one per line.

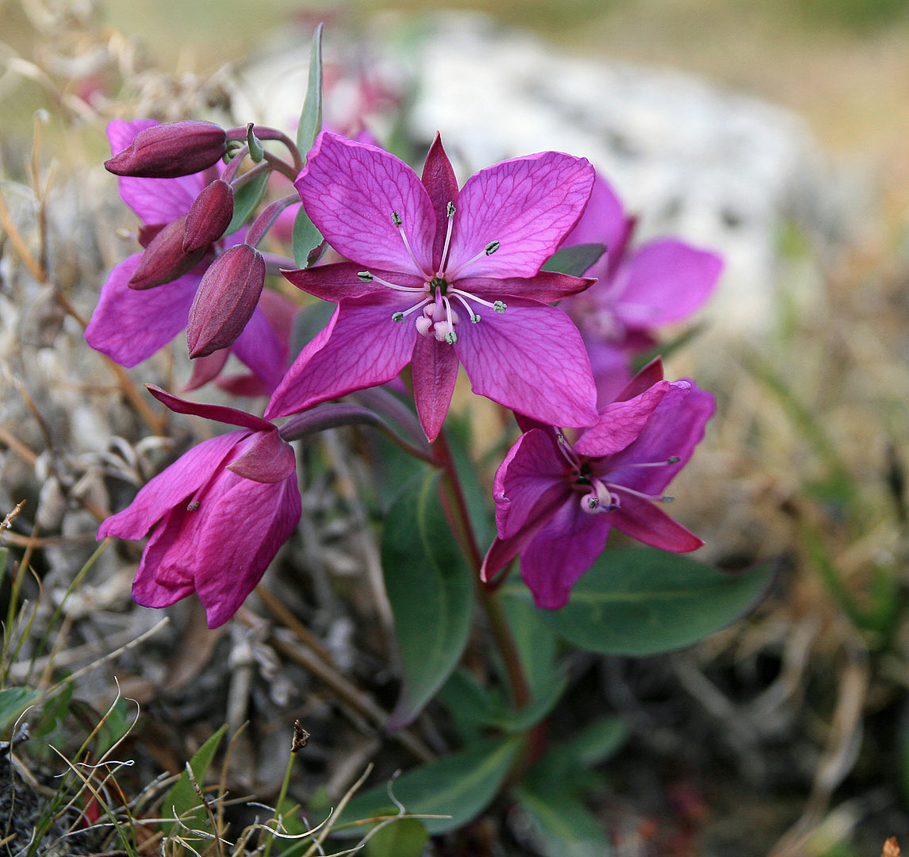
left=446, top=240, right=501, bottom=279
left=392, top=211, right=431, bottom=276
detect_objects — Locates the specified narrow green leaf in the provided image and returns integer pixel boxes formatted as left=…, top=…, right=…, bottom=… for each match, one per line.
left=500, top=590, right=559, bottom=696
left=565, top=716, right=628, bottom=767
left=296, top=23, right=324, bottom=154
left=493, top=672, right=568, bottom=733
left=541, top=243, right=605, bottom=277
left=438, top=669, right=502, bottom=740
left=0, top=687, right=41, bottom=733
left=161, top=724, right=227, bottom=831
left=227, top=170, right=269, bottom=235
left=291, top=206, right=323, bottom=268
left=383, top=470, right=473, bottom=728
left=366, top=817, right=429, bottom=857
left=508, top=548, right=775, bottom=656
left=513, top=786, right=612, bottom=857
left=338, top=735, right=523, bottom=835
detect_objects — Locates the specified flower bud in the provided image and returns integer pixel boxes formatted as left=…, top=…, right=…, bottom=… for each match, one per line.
left=187, top=243, right=266, bottom=358
left=183, top=180, right=235, bottom=253
left=128, top=215, right=207, bottom=290
left=104, top=120, right=227, bottom=179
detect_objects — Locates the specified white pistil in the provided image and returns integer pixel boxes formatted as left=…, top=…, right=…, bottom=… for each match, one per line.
left=440, top=202, right=456, bottom=270
left=359, top=270, right=425, bottom=293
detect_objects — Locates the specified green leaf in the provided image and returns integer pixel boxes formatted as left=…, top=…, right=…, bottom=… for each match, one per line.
left=296, top=24, right=324, bottom=154
left=382, top=470, right=473, bottom=728
left=541, top=243, right=605, bottom=277
left=289, top=299, right=336, bottom=359
left=494, top=672, right=567, bottom=733
left=161, top=724, right=227, bottom=833
left=513, top=785, right=612, bottom=857
left=438, top=669, right=502, bottom=741
left=508, top=548, right=775, bottom=656
left=500, top=590, right=559, bottom=696
left=227, top=170, right=269, bottom=235
left=565, top=715, right=628, bottom=767
left=338, top=735, right=523, bottom=835
left=291, top=206, right=323, bottom=268
left=0, top=686, right=41, bottom=734
left=366, top=817, right=429, bottom=857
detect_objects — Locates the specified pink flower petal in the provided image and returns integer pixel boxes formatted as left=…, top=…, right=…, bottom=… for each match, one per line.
left=560, top=173, right=633, bottom=280
left=98, top=432, right=242, bottom=540
left=493, top=428, right=569, bottom=538
left=411, top=334, right=460, bottom=442
left=573, top=381, right=672, bottom=458
left=265, top=293, right=418, bottom=419
left=462, top=272, right=594, bottom=303
left=193, top=474, right=301, bottom=628
left=421, top=134, right=460, bottom=270
left=519, top=500, right=611, bottom=609
left=230, top=304, right=288, bottom=393
left=283, top=262, right=423, bottom=301
left=447, top=151, right=594, bottom=279
left=228, top=429, right=296, bottom=483
left=455, top=298, right=597, bottom=428
left=613, top=239, right=723, bottom=328
left=84, top=254, right=199, bottom=367
left=296, top=131, right=436, bottom=276
left=610, top=488, right=704, bottom=552
left=131, top=507, right=196, bottom=608
left=147, top=385, right=275, bottom=432
left=183, top=348, right=230, bottom=392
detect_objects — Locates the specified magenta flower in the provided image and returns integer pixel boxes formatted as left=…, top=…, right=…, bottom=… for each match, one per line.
left=481, top=360, right=714, bottom=609
left=560, top=175, right=723, bottom=404
left=265, top=131, right=599, bottom=440
left=85, top=119, right=288, bottom=393
left=98, top=386, right=301, bottom=628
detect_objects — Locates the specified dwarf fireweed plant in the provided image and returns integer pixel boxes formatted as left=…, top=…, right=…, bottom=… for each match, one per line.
left=82, top=24, right=774, bottom=847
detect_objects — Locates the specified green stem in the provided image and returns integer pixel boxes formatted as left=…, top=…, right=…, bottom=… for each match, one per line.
left=431, top=429, right=530, bottom=709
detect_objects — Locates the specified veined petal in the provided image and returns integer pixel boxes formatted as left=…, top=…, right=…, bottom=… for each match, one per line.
left=282, top=262, right=424, bottom=302
left=108, top=120, right=202, bottom=225
left=85, top=254, right=199, bottom=367
left=462, top=272, right=594, bottom=303
left=411, top=334, right=459, bottom=442
left=147, top=385, right=276, bottom=432
left=97, top=432, right=242, bottom=540
left=614, top=239, right=723, bottom=328
left=609, top=488, right=704, bottom=552
left=131, top=506, right=196, bottom=607
left=265, top=293, right=417, bottom=419
left=520, top=500, right=611, bottom=609
left=193, top=474, right=302, bottom=628
left=447, top=151, right=594, bottom=279
left=573, top=381, right=672, bottom=458
left=455, top=298, right=597, bottom=428
left=183, top=348, right=230, bottom=392
left=494, top=428, right=569, bottom=538
left=296, top=131, right=435, bottom=276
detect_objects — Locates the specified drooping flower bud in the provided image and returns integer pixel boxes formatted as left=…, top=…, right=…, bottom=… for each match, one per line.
left=128, top=215, right=207, bottom=290
left=187, top=243, right=265, bottom=358
left=183, top=180, right=234, bottom=253
left=104, top=120, right=227, bottom=179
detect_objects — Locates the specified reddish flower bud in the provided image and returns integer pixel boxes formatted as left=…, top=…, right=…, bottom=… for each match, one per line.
left=183, top=180, right=235, bottom=253
left=104, top=120, right=227, bottom=179
left=128, top=215, right=207, bottom=290
left=187, top=244, right=266, bottom=358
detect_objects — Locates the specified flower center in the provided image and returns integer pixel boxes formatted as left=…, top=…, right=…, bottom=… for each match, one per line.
left=555, top=430, right=680, bottom=515
left=357, top=206, right=506, bottom=346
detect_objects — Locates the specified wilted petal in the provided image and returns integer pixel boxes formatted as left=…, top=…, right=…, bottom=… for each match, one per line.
left=519, top=500, right=611, bottom=609
left=614, top=239, right=723, bottom=328
left=411, top=334, right=459, bottom=442
left=85, top=254, right=199, bottom=367
left=455, top=298, right=597, bottom=428
left=296, top=131, right=435, bottom=275
left=265, top=293, right=417, bottom=419
left=447, top=151, right=594, bottom=279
